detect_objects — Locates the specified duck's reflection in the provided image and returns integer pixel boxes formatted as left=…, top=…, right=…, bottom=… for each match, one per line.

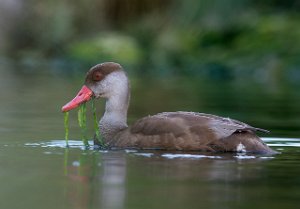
left=64, top=150, right=126, bottom=209
left=63, top=150, right=273, bottom=209
left=99, top=152, right=126, bottom=209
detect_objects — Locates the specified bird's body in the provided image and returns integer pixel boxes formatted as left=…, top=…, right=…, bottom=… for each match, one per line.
left=62, top=62, right=275, bottom=154
left=104, top=111, right=272, bottom=153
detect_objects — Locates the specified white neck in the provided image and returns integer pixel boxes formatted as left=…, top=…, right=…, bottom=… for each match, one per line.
left=99, top=71, right=130, bottom=140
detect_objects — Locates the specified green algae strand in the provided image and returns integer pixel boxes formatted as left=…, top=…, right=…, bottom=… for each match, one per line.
left=91, top=98, right=105, bottom=147
left=78, top=103, right=89, bottom=147
left=63, top=99, right=105, bottom=149
left=64, top=111, right=69, bottom=147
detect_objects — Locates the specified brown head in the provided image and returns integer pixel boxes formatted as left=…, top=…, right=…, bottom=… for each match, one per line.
left=85, top=62, right=123, bottom=86
left=62, top=62, right=127, bottom=112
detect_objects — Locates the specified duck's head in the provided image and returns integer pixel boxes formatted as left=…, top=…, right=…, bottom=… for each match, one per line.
left=62, top=62, right=126, bottom=112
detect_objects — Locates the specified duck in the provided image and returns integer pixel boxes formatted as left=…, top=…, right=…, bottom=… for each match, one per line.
left=62, top=62, right=275, bottom=154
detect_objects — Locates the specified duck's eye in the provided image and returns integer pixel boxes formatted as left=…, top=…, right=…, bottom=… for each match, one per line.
left=93, top=71, right=103, bottom=81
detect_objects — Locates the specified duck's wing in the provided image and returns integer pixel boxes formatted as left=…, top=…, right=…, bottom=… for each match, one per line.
left=113, top=111, right=273, bottom=153
left=130, top=112, right=193, bottom=137
left=133, top=111, right=268, bottom=138
left=113, top=112, right=208, bottom=150
left=192, top=112, right=269, bottom=138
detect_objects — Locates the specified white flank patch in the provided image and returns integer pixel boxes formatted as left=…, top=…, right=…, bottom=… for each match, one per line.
left=236, top=142, right=247, bottom=153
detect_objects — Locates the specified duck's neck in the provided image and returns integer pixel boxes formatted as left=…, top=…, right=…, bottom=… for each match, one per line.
left=99, top=75, right=130, bottom=140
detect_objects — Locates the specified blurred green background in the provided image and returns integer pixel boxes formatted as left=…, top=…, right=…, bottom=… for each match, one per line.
left=1, top=0, right=300, bottom=77
left=0, top=0, right=299, bottom=139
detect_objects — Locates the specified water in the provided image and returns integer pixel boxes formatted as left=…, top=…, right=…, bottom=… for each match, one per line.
left=0, top=63, right=300, bottom=209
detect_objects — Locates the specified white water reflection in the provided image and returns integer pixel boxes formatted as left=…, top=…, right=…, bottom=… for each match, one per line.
left=161, top=154, right=222, bottom=159
left=24, top=137, right=300, bottom=150
left=25, top=140, right=95, bottom=149
left=133, top=153, right=154, bottom=157
left=262, top=137, right=300, bottom=147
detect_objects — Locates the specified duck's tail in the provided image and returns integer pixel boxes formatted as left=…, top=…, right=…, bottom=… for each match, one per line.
left=211, top=131, right=277, bottom=154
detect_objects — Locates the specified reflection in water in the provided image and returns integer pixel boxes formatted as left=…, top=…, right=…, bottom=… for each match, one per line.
left=125, top=152, right=276, bottom=209
left=22, top=138, right=298, bottom=209
left=63, top=150, right=274, bottom=209
left=100, top=153, right=126, bottom=209
left=64, top=150, right=98, bottom=209
left=64, top=150, right=126, bottom=209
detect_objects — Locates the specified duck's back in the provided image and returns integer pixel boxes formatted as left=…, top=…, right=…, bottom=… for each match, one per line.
left=110, top=111, right=275, bottom=153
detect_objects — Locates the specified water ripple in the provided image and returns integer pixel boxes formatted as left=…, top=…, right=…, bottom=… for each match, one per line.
left=24, top=137, right=300, bottom=148
left=25, top=140, right=93, bottom=149
left=262, top=137, right=300, bottom=147
left=23, top=137, right=300, bottom=159
left=162, top=154, right=222, bottom=159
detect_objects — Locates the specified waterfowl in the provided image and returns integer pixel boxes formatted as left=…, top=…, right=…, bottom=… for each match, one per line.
left=62, top=62, right=275, bottom=154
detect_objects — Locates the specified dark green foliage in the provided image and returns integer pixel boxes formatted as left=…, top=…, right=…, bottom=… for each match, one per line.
left=1, top=0, right=299, bottom=78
